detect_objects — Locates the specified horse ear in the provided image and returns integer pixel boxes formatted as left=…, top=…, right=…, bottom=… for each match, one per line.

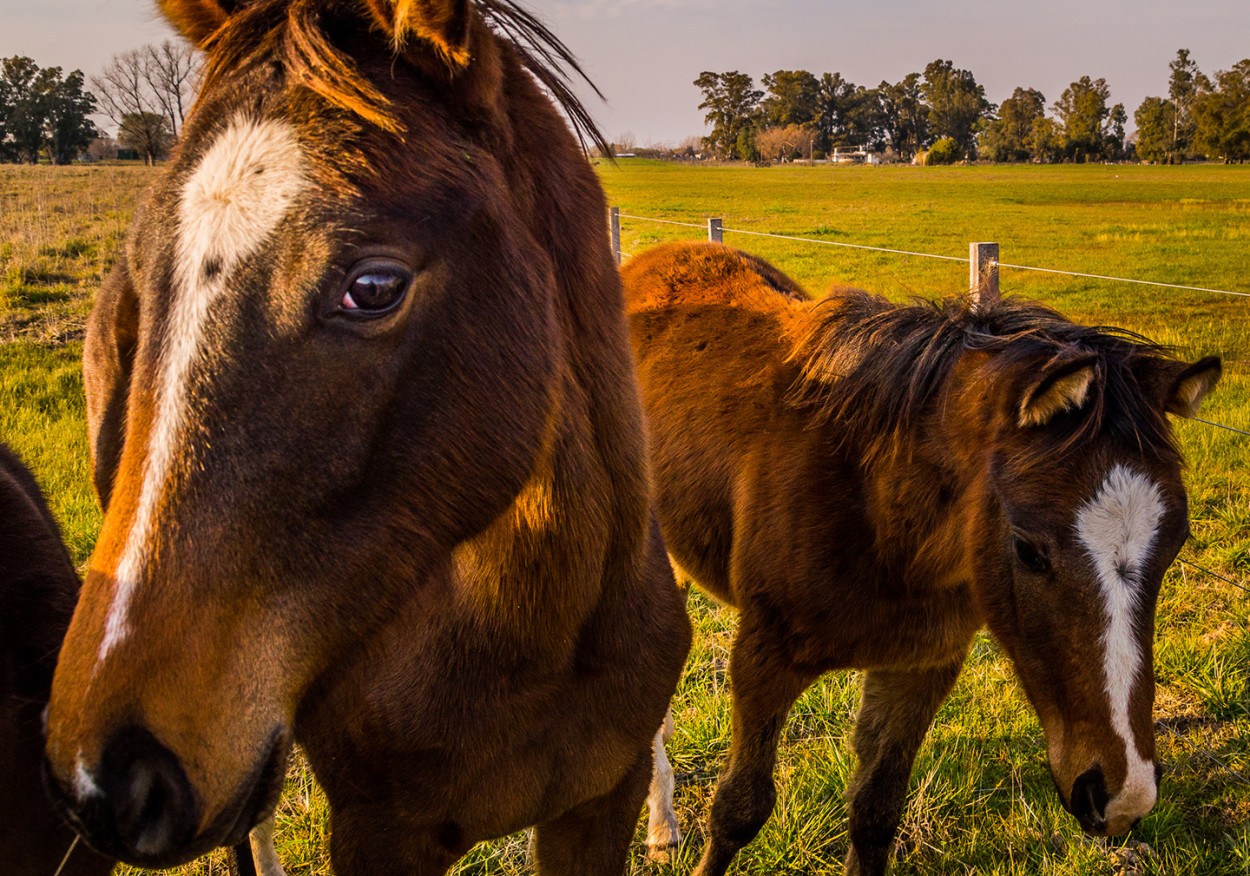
left=157, top=0, right=240, bottom=48
left=1017, top=354, right=1098, bottom=428
left=1161, top=356, right=1222, bottom=418
left=362, top=0, right=473, bottom=66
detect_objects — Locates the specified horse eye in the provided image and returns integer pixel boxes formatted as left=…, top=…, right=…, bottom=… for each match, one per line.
left=340, top=264, right=411, bottom=316
left=1013, top=536, right=1050, bottom=574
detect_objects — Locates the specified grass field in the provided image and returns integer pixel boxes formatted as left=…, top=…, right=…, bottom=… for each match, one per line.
left=2, top=161, right=1247, bottom=875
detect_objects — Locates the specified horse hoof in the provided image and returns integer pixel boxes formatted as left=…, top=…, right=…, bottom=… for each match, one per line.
left=646, top=842, right=678, bottom=865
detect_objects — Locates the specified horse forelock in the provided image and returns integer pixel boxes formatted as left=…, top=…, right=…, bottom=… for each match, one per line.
left=789, top=292, right=1180, bottom=468
left=193, top=0, right=608, bottom=156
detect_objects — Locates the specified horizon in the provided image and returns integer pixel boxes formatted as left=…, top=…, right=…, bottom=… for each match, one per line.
left=1, top=0, right=1247, bottom=142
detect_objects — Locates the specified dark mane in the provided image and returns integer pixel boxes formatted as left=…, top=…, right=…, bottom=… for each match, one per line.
left=198, top=0, right=609, bottom=155
left=790, top=290, right=1180, bottom=466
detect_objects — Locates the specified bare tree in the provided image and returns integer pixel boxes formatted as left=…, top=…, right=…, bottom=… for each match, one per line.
left=143, top=41, right=200, bottom=140
left=92, top=42, right=201, bottom=163
left=93, top=49, right=163, bottom=163
left=755, top=124, right=811, bottom=163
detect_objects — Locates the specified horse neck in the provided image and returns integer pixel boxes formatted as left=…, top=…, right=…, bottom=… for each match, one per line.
left=451, top=364, right=639, bottom=646
left=452, top=80, right=649, bottom=646
left=858, top=352, right=994, bottom=592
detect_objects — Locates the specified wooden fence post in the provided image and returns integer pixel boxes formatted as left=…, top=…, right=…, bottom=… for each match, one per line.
left=708, top=217, right=723, bottom=244
left=609, top=206, right=621, bottom=264
left=970, top=242, right=1000, bottom=311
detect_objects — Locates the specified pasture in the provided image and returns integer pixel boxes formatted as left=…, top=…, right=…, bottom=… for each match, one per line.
left=2, top=161, right=1247, bottom=874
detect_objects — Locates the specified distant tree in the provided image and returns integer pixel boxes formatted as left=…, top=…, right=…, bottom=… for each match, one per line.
left=94, top=44, right=199, bottom=162
left=142, top=41, right=201, bottom=140
left=844, top=86, right=887, bottom=152
left=814, top=72, right=857, bottom=153
left=1053, top=76, right=1116, bottom=162
left=980, top=87, right=1046, bottom=162
left=695, top=71, right=762, bottom=159
left=40, top=68, right=98, bottom=164
left=876, top=73, right=927, bottom=159
left=761, top=70, right=820, bottom=129
left=1134, top=97, right=1176, bottom=163
left=1025, top=116, right=1064, bottom=163
left=86, top=135, right=119, bottom=161
left=95, top=50, right=163, bottom=161
left=1192, top=60, right=1250, bottom=162
left=676, top=134, right=703, bottom=157
left=926, top=136, right=961, bottom=165
left=922, top=60, right=991, bottom=159
left=1167, top=49, right=1208, bottom=162
left=734, top=126, right=759, bottom=162
left=118, top=111, right=172, bottom=165
left=1105, top=102, right=1128, bottom=159
left=0, top=56, right=45, bottom=162
left=755, top=124, right=813, bottom=163
left=0, top=57, right=96, bottom=164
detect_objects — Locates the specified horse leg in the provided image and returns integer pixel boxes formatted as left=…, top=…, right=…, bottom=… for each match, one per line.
left=646, top=708, right=681, bottom=862
left=694, top=622, right=815, bottom=876
left=227, top=817, right=286, bottom=876
left=843, top=660, right=964, bottom=876
left=532, top=747, right=653, bottom=875
left=251, top=816, right=286, bottom=876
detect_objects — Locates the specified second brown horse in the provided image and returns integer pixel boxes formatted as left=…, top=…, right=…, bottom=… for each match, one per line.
left=625, top=241, right=1219, bottom=875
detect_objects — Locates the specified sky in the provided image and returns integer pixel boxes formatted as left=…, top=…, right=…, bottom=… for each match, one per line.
left=2, top=0, right=1248, bottom=143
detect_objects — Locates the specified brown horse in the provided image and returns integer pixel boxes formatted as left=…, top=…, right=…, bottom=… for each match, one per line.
left=625, top=242, right=1220, bottom=876
left=43, top=1, right=690, bottom=872
left=1, top=444, right=114, bottom=876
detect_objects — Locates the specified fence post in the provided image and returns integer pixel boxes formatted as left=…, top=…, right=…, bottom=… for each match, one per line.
left=969, top=242, right=1000, bottom=311
left=708, top=217, right=723, bottom=244
left=609, top=206, right=621, bottom=265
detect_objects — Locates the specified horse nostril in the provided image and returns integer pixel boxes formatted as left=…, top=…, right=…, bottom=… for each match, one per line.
left=1070, top=765, right=1110, bottom=834
left=99, top=726, right=200, bottom=862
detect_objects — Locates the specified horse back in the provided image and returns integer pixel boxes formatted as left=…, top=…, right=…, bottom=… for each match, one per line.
left=623, top=241, right=808, bottom=317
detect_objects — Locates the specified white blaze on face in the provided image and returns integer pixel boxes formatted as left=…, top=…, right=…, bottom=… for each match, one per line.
left=98, top=115, right=308, bottom=663
left=1075, top=464, right=1164, bottom=825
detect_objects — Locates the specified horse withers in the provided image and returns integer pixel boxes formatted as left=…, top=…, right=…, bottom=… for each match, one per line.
left=43, top=1, right=690, bottom=872
left=625, top=242, right=1220, bottom=875
left=1, top=444, right=113, bottom=876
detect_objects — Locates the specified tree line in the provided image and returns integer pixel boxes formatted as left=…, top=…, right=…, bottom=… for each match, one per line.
left=0, top=42, right=199, bottom=165
left=695, top=50, right=1250, bottom=164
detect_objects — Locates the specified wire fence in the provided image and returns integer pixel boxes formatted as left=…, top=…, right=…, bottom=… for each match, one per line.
left=611, top=208, right=1248, bottom=440
left=612, top=206, right=1250, bottom=786
left=613, top=210, right=1250, bottom=297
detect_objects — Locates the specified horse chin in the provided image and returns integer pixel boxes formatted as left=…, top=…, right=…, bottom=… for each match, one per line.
left=207, top=725, right=292, bottom=849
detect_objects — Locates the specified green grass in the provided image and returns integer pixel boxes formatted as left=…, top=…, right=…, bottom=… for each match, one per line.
left=2, top=161, right=1247, bottom=875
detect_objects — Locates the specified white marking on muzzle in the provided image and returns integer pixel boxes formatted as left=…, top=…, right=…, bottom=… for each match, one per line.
left=1075, top=464, right=1163, bottom=823
left=98, top=116, right=308, bottom=662
left=74, top=752, right=102, bottom=801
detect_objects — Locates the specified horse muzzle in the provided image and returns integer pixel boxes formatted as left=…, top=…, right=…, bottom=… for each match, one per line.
left=1060, top=761, right=1161, bottom=837
left=44, top=725, right=289, bottom=868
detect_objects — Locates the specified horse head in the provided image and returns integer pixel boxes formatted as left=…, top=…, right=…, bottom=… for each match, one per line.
left=960, top=331, right=1220, bottom=835
left=45, top=0, right=617, bottom=865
